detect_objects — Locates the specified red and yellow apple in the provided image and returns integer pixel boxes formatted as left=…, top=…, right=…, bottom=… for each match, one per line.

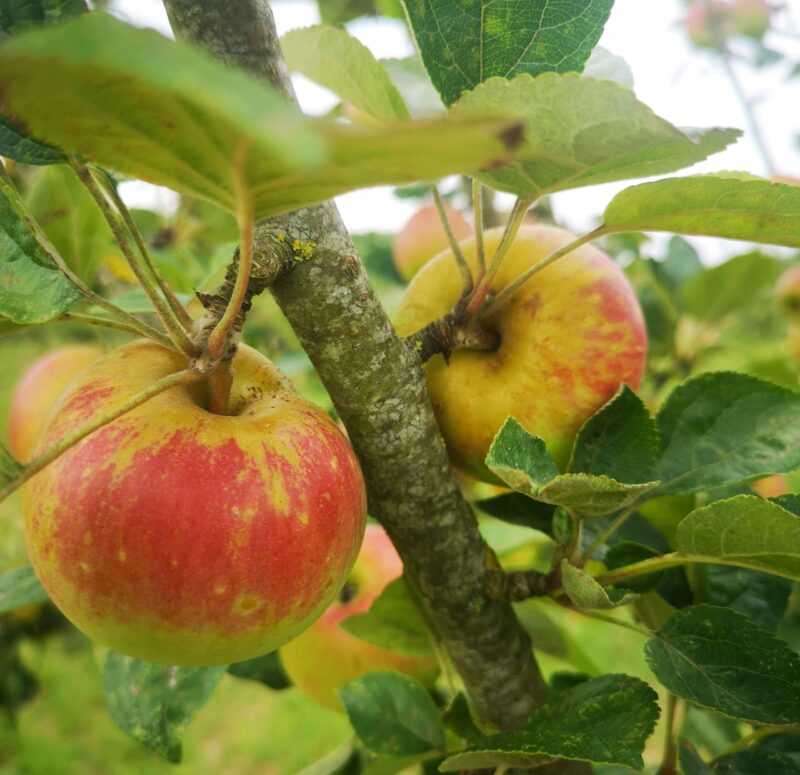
left=280, top=524, right=439, bottom=712
left=8, top=344, right=102, bottom=462
left=732, top=0, right=772, bottom=39
left=394, top=224, right=647, bottom=481
left=22, top=339, right=367, bottom=666
left=393, top=203, right=472, bottom=282
left=683, top=0, right=734, bottom=48
left=751, top=474, right=790, bottom=498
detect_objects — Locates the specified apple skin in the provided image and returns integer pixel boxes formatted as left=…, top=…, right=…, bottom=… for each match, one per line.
left=393, top=203, right=472, bottom=282
left=733, top=0, right=771, bottom=39
left=394, top=224, right=647, bottom=481
left=683, top=0, right=733, bottom=48
left=22, top=339, right=367, bottom=666
left=8, top=345, right=102, bottom=462
left=280, top=524, right=439, bottom=712
left=776, top=265, right=800, bottom=319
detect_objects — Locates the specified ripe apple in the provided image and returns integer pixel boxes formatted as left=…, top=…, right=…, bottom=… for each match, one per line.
left=280, top=524, right=439, bottom=712
left=683, top=0, right=734, bottom=48
left=751, top=474, right=789, bottom=498
left=732, top=0, right=771, bottom=39
left=22, top=339, right=368, bottom=666
left=776, top=265, right=800, bottom=319
left=8, top=345, right=102, bottom=462
left=393, top=203, right=472, bottom=282
left=394, top=224, right=647, bottom=481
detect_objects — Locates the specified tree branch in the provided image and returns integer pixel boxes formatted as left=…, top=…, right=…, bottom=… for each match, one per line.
left=164, top=0, right=554, bottom=733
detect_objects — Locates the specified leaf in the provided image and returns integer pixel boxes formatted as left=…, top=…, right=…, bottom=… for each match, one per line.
left=568, top=386, right=659, bottom=484
left=402, top=0, right=614, bottom=105
left=604, top=542, right=663, bottom=592
left=561, top=561, right=638, bottom=609
left=339, top=671, right=445, bottom=756
left=535, top=474, right=657, bottom=517
left=715, top=748, right=800, bottom=774
left=773, top=494, right=800, bottom=517
left=0, top=166, right=81, bottom=322
left=380, top=57, right=443, bottom=117
left=282, top=25, right=409, bottom=122
left=583, top=46, right=634, bottom=89
left=440, top=674, right=659, bottom=772
left=0, top=116, right=65, bottom=165
left=340, top=578, right=434, bottom=657
left=676, top=495, right=800, bottom=582
left=678, top=740, right=713, bottom=775
left=603, top=175, right=800, bottom=247
left=442, top=693, right=483, bottom=744
left=0, top=565, right=48, bottom=613
left=226, top=652, right=290, bottom=690
left=0, top=441, right=22, bottom=487
left=645, top=605, right=800, bottom=725
left=103, top=653, right=225, bottom=763
left=0, top=0, right=87, bottom=37
left=0, top=14, right=518, bottom=219
left=656, top=373, right=800, bottom=495
left=705, top=565, right=792, bottom=632
left=474, top=492, right=555, bottom=534
left=452, top=74, right=739, bottom=198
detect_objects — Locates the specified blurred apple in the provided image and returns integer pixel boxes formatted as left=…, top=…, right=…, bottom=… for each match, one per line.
left=732, top=0, right=771, bottom=39
left=280, top=524, right=439, bottom=712
left=683, top=0, right=734, bottom=48
left=750, top=474, right=790, bottom=498
left=776, top=265, right=800, bottom=319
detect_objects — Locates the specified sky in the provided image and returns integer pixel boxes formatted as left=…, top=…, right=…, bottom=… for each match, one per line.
left=110, top=0, right=800, bottom=263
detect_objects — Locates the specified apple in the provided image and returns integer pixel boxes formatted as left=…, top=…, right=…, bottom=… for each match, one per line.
left=394, top=224, right=647, bottom=481
left=8, top=345, right=102, bottom=462
left=22, top=339, right=368, bottom=666
left=280, top=524, right=439, bottom=712
left=683, top=0, right=734, bottom=48
left=776, top=265, right=800, bottom=319
left=750, top=474, right=790, bottom=498
left=733, top=0, right=771, bottom=39
left=393, top=203, right=472, bottom=282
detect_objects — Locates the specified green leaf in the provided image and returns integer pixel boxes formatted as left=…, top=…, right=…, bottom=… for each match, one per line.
left=535, top=474, right=657, bottom=517
left=604, top=542, right=663, bottom=592
left=440, top=674, right=660, bottom=771
left=282, top=25, right=409, bottom=123
left=705, top=565, right=792, bottom=632
left=340, top=578, right=434, bottom=657
left=678, top=739, right=713, bottom=775
left=0, top=116, right=65, bottom=165
left=645, top=605, right=800, bottom=725
left=583, top=47, right=634, bottom=89
left=715, top=747, right=800, bottom=774
left=226, top=652, right=290, bottom=690
left=380, top=57, right=443, bottom=117
left=676, top=495, right=800, bottom=582
left=561, top=561, right=638, bottom=609
left=0, top=0, right=87, bottom=37
left=603, top=175, right=800, bottom=247
left=773, top=494, right=800, bottom=517
left=452, top=74, right=739, bottom=198
left=568, top=386, right=659, bottom=484
left=0, top=14, right=518, bottom=219
left=442, top=694, right=483, bottom=744
left=402, top=0, right=614, bottom=105
left=475, top=492, right=555, bottom=534
left=656, top=373, right=800, bottom=495
left=0, top=565, right=48, bottom=613
left=339, top=671, right=445, bottom=756
left=0, top=441, right=22, bottom=487
left=103, top=653, right=225, bottom=763
left=0, top=166, right=81, bottom=322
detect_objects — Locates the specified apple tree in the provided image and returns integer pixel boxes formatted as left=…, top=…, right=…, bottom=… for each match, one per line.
left=0, top=0, right=799, bottom=773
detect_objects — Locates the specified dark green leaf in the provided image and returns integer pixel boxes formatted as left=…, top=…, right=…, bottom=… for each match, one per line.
left=0, top=565, right=48, bottom=613
left=645, top=605, right=800, bottom=725
left=475, top=492, right=555, bottom=534
left=603, top=175, right=800, bottom=248
left=678, top=739, right=713, bottom=775
left=656, top=373, right=800, bottom=495
left=340, top=670, right=445, bottom=756
left=605, top=542, right=663, bottom=592
left=486, top=417, right=560, bottom=492
left=453, top=75, right=739, bottom=198
left=715, top=748, right=800, bottom=774
left=705, top=565, right=792, bottom=631
left=0, top=116, right=65, bottom=165
left=561, top=560, right=638, bottom=609
left=442, top=694, right=483, bottom=744
left=773, top=494, right=800, bottom=516
left=103, top=653, right=225, bottom=763
left=226, top=652, right=290, bottom=690
left=568, top=386, right=659, bottom=484
left=0, top=0, right=87, bottom=37
left=403, top=0, right=614, bottom=105
left=676, top=496, right=800, bottom=582
left=0, top=14, right=517, bottom=219
left=440, top=674, right=660, bottom=771
left=0, top=166, right=81, bottom=322
left=340, top=578, right=434, bottom=657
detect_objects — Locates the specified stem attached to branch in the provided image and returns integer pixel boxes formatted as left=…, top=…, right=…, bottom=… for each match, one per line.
left=432, top=186, right=472, bottom=295
left=69, top=158, right=198, bottom=356
left=0, top=368, right=198, bottom=503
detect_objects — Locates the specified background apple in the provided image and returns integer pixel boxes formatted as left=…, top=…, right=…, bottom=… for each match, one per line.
left=732, top=0, right=772, bottom=39
left=776, top=264, right=800, bottom=319
left=8, top=344, right=102, bottom=462
left=683, top=0, right=734, bottom=48
left=395, top=224, right=647, bottom=480
left=23, top=339, right=368, bottom=666
left=280, top=524, right=439, bottom=712
left=393, top=203, right=472, bottom=282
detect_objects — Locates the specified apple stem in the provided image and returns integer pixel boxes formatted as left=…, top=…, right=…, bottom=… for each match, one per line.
left=432, top=186, right=473, bottom=295
left=69, top=158, right=199, bottom=357
left=476, top=227, right=607, bottom=319
left=98, top=171, right=196, bottom=329
left=472, top=178, right=486, bottom=275
left=207, top=361, right=234, bottom=415
left=0, top=368, right=199, bottom=504
left=206, top=142, right=254, bottom=363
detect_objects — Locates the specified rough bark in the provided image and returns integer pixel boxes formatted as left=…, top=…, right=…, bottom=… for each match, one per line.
left=164, top=0, right=549, bottom=733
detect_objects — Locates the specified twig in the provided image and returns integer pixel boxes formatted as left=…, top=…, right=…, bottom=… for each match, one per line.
left=569, top=607, right=653, bottom=638
left=60, top=312, right=173, bottom=347
left=432, top=186, right=473, bottom=295
left=657, top=694, right=680, bottom=775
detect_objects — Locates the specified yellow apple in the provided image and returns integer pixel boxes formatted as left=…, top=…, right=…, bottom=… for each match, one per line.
left=394, top=224, right=647, bottom=480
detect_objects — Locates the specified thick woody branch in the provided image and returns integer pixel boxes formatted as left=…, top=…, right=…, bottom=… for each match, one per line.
left=165, top=0, right=551, bottom=734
